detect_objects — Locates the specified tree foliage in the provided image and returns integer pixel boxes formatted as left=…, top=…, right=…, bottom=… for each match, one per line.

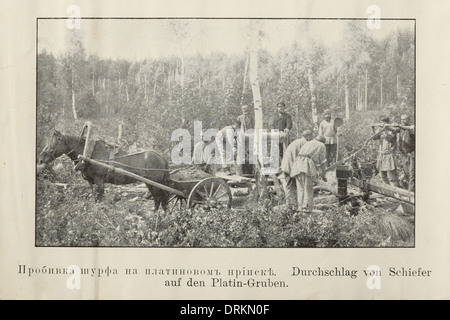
left=38, top=21, right=414, bottom=158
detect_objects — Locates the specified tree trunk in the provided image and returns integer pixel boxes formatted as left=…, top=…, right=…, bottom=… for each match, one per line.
left=106, top=78, right=110, bottom=113
left=380, top=75, right=383, bottom=108
left=71, top=70, right=78, bottom=120
left=248, top=22, right=267, bottom=200
left=144, top=74, right=147, bottom=102
left=280, top=61, right=283, bottom=84
left=168, top=66, right=171, bottom=91
left=153, top=65, right=158, bottom=101
left=396, top=75, right=400, bottom=101
left=364, top=68, right=368, bottom=110
left=117, top=123, right=123, bottom=144
left=357, top=81, right=361, bottom=111
left=92, top=71, right=95, bottom=96
left=71, top=88, right=77, bottom=120
left=307, top=67, right=318, bottom=130
left=344, top=74, right=350, bottom=119
left=180, top=57, right=185, bottom=89
left=118, top=78, right=122, bottom=107
left=241, top=53, right=249, bottom=104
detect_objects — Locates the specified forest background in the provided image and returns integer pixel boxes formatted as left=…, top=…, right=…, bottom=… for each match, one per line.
left=37, top=19, right=415, bottom=157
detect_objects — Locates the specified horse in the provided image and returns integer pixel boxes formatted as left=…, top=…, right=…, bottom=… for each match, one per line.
left=38, top=129, right=170, bottom=211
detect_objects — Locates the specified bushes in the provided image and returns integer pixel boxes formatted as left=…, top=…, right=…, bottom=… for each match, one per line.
left=36, top=169, right=414, bottom=247
left=35, top=120, right=414, bottom=248
left=161, top=203, right=414, bottom=248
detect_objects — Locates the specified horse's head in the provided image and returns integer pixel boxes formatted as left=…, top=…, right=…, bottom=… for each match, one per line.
left=38, top=129, right=69, bottom=164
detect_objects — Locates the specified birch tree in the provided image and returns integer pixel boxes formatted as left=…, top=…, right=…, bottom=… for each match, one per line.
left=248, top=21, right=269, bottom=199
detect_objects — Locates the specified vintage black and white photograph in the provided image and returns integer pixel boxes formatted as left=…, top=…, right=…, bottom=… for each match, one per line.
left=36, top=17, right=415, bottom=248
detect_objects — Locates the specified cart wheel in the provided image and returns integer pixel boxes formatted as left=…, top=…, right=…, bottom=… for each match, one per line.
left=168, top=194, right=187, bottom=212
left=187, top=177, right=232, bottom=209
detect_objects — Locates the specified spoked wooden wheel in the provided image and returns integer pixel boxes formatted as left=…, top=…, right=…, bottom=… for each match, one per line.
left=187, top=177, right=232, bottom=209
left=168, top=194, right=187, bottom=212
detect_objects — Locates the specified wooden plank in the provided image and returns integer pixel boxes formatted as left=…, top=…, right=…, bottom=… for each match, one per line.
left=78, top=155, right=185, bottom=197
left=349, top=177, right=414, bottom=204
left=215, top=172, right=252, bottom=182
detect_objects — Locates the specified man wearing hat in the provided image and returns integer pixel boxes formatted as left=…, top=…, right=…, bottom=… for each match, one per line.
left=272, top=102, right=293, bottom=159
left=395, top=114, right=415, bottom=191
left=290, top=135, right=327, bottom=213
left=280, top=130, right=314, bottom=206
left=235, top=105, right=254, bottom=132
left=372, top=116, right=399, bottom=187
left=318, top=109, right=338, bottom=166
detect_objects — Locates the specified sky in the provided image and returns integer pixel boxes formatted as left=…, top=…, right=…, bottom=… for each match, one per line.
left=37, top=18, right=414, bottom=60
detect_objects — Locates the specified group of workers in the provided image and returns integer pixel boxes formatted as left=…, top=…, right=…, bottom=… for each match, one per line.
left=192, top=101, right=293, bottom=175
left=279, top=108, right=336, bottom=214
left=280, top=110, right=415, bottom=214
left=191, top=102, right=415, bottom=214
left=371, top=114, right=415, bottom=192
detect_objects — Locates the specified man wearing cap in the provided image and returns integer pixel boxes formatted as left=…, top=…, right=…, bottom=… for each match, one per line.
left=191, top=133, right=219, bottom=174
left=290, top=135, right=327, bottom=213
left=395, top=114, right=415, bottom=191
left=235, top=105, right=254, bottom=132
left=280, top=130, right=314, bottom=206
left=372, top=116, right=399, bottom=187
left=318, top=109, right=338, bottom=166
left=272, top=102, right=293, bottom=159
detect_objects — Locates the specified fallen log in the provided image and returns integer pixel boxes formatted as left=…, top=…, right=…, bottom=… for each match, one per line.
left=349, top=177, right=415, bottom=204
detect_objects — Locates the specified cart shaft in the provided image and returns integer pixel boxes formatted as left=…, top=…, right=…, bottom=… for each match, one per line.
left=78, top=155, right=185, bottom=197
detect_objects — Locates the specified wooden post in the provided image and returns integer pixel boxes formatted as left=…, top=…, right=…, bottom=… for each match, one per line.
left=74, top=121, right=94, bottom=171
left=82, top=121, right=94, bottom=159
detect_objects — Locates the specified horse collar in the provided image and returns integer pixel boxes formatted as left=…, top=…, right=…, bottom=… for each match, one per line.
left=64, top=136, right=80, bottom=160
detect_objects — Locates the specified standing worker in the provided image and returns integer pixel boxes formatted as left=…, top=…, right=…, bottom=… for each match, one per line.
left=280, top=130, right=314, bottom=206
left=272, top=102, right=292, bottom=160
left=191, top=133, right=218, bottom=174
left=216, top=125, right=238, bottom=175
left=395, top=114, right=415, bottom=191
left=371, top=116, right=399, bottom=187
left=235, top=105, right=254, bottom=175
left=318, top=109, right=337, bottom=166
left=235, top=104, right=254, bottom=132
left=290, top=135, right=327, bottom=214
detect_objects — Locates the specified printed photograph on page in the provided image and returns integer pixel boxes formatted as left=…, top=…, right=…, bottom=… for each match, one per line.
left=36, top=17, right=416, bottom=248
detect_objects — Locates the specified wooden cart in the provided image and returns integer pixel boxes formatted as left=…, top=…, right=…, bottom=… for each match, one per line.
left=78, top=155, right=233, bottom=210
